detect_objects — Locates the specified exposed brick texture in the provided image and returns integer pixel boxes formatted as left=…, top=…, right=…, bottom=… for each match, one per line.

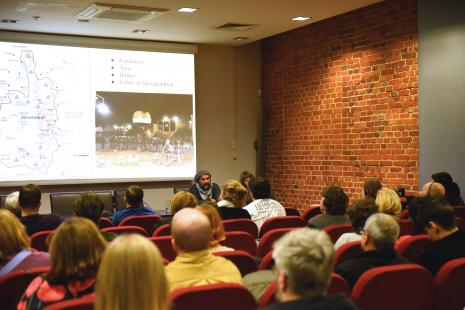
left=261, top=0, right=418, bottom=210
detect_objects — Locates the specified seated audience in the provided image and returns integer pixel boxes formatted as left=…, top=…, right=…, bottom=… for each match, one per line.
left=263, top=228, right=357, bottom=309
left=432, top=171, right=464, bottom=205
left=2, top=191, right=21, bottom=218
left=335, top=213, right=408, bottom=288
left=165, top=208, right=241, bottom=291
left=308, top=186, right=350, bottom=229
left=112, top=185, right=155, bottom=226
left=217, top=180, right=251, bottom=220
left=419, top=181, right=446, bottom=200
left=407, top=196, right=433, bottom=234
left=375, top=188, right=402, bottom=219
left=244, top=177, right=286, bottom=230
left=19, top=184, right=64, bottom=236
left=155, top=191, right=197, bottom=229
left=197, top=203, right=234, bottom=252
left=335, top=198, right=378, bottom=249
left=363, top=178, right=382, bottom=199
left=239, top=170, right=255, bottom=204
left=0, top=210, right=50, bottom=277
left=416, top=199, right=465, bottom=275
left=18, top=217, right=106, bottom=309
left=74, top=192, right=117, bottom=241
left=188, top=170, right=221, bottom=203
left=95, top=234, right=169, bottom=310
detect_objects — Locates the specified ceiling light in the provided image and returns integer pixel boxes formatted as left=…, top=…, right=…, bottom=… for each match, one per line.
left=1, top=19, right=18, bottom=23
left=132, top=29, right=150, bottom=34
left=291, top=16, right=310, bottom=21
left=234, top=37, right=249, bottom=41
left=177, top=7, right=198, bottom=13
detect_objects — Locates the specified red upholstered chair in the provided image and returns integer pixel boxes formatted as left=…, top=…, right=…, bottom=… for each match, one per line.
left=257, top=228, right=296, bottom=258
left=333, top=241, right=362, bottom=266
left=259, top=251, right=275, bottom=270
left=452, top=205, right=465, bottom=220
left=455, top=217, right=465, bottom=230
left=220, top=231, right=257, bottom=256
left=259, top=216, right=306, bottom=238
left=301, top=205, right=322, bottom=222
left=30, top=230, right=54, bottom=252
left=152, top=223, right=171, bottom=237
left=98, top=217, right=112, bottom=229
left=213, top=250, right=258, bottom=276
left=323, top=224, right=353, bottom=244
left=395, top=234, right=431, bottom=263
left=101, top=226, right=147, bottom=236
left=284, top=207, right=300, bottom=216
left=259, top=281, right=277, bottom=308
left=351, top=264, right=434, bottom=310
left=119, top=214, right=160, bottom=235
left=43, top=293, right=95, bottom=310
left=171, top=283, right=257, bottom=310
left=149, top=236, right=177, bottom=262
left=398, top=219, right=415, bottom=236
left=0, top=266, right=50, bottom=310
left=433, top=257, right=465, bottom=310
left=222, top=219, right=258, bottom=239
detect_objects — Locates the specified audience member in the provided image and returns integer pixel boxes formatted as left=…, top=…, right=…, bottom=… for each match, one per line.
left=363, top=178, right=382, bottom=199
left=416, top=199, right=465, bottom=275
left=335, top=213, right=408, bottom=288
left=19, top=184, right=64, bottom=236
left=244, top=177, right=286, bottom=230
left=112, top=185, right=155, bottom=226
left=155, top=191, right=197, bottom=229
left=0, top=210, right=50, bottom=277
left=197, top=203, right=234, bottom=252
left=375, top=188, right=402, bottom=219
left=419, top=181, right=446, bottom=200
left=407, top=196, right=433, bottom=234
left=74, top=192, right=117, bottom=241
left=18, top=217, right=106, bottom=309
left=188, top=169, right=221, bottom=203
left=308, top=186, right=350, bottom=229
left=165, top=208, right=241, bottom=291
left=217, top=180, right=251, bottom=220
left=335, top=198, right=378, bottom=249
left=432, top=172, right=464, bottom=205
left=3, top=191, right=21, bottom=218
left=239, top=170, right=255, bottom=204
left=95, top=234, right=169, bottom=310
left=263, top=228, right=357, bottom=310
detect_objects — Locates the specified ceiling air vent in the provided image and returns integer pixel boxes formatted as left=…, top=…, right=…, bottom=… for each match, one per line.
left=213, top=22, right=257, bottom=31
left=74, top=3, right=169, bottom=22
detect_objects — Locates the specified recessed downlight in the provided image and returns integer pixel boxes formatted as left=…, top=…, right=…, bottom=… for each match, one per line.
left=291, top=16, right=310, bottom=21
left=234, top=37, right=249, bottom=41
left=177, top=7, right=198, bottom=13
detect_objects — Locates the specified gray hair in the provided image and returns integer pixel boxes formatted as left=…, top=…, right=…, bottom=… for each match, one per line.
left=272, top=228, right=334, bottom=298
left=3, top=191, right=21, bottom=218
left=364, top=213, right=399, bottom=251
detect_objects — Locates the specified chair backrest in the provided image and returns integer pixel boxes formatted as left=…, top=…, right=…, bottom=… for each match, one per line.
left=351, top=264, right=434, bottom=310
left=152, top=223, right=172, bottom=237
left=119, top=215, right=160, bottom=235
left=395, top=234, right=431, bottom=263
left=259, top=251, right=275, bottom=270
left=259, top=216, right=306, bottom=238
left=452, top=205, right=465, bottom=220
left=257, top=227, right=296, bottom=258
left=101, top=226, right=147, bottom=236
left=222, top=219, right=258, bottom=239
left=220, top=231, right=257, bottom=256
left=0, top=266, right=50, bottom=310
left=284, top=207, right=300, bottom=216
left=149, top=236, right=177, bottom=261
left=301, top=205, right=322, bottom=222
left=171, top=283, right=256, bottom=310
left=323, top=224, right=353, bottom=244
left=433, top=257, right=465, bottom=310
left=98, top=217, right=112, bottom=229
left=259, top=281, right=277, bottom=308
left=43, top=293, right=95, bottom=310
left=50, top=191, right=114, bottom=217
left=398, top=219, right=415, bottom=236
left=213, top=250, right=258, bottom=276
left=333, top=241, right=362, bottom=266
left=31, top=230, right=54, bottom=252
left=113, top=189, right=126, bottom=212
left=455, top=217, right=465, bottom=230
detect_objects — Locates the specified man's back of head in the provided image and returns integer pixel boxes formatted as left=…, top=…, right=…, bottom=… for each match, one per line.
left=19, top=184, right=41, bottom=210
left=363, top=213, right=399, bottom=251
left=171, top=208, right=211, bottom=252
left=415, top=199, right=456, bottom=240
left=420, top=181, right=446, bottom=200
left=249, top=177, right=271, bottom=200
left=126, top=185, right=144, bottom=207
left=322, top=186, right=348, bottom=215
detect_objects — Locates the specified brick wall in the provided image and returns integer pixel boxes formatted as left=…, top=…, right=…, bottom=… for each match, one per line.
left=261, top=0, right=418, bottom=210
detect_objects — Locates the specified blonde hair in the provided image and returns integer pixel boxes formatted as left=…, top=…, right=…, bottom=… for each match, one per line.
left=375, top=188, right=402, bottom=218
left=0, top=209, right=30, bottom=264
left=47, top=217, right=106, bottom=285
left=221, top=180, right=248, bottom=209
left=95, top=234, right=169, bottom=310
left=197, top=203, right=226, bottom=248
left=170, top=191, right=197, bottom=214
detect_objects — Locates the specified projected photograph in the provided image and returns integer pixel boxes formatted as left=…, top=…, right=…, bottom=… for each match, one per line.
left=95, top=91, right=194, bottom=169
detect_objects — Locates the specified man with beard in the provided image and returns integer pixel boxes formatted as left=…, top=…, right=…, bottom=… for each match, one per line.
left=189, top=170, right=221, bottom=203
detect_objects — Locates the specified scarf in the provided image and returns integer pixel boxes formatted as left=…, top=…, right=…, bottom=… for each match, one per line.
left=196, top=183, right=212, bottom=200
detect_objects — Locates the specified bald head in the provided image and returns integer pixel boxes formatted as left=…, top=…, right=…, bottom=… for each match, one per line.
left=420, top=182, right=445, bottom=199
left=171, top=208, right=211, bottom=252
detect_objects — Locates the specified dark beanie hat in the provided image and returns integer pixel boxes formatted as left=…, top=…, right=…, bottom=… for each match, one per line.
left=194, top=170, right=211, bottom=183
left=432, top=172, right=453, bottom=187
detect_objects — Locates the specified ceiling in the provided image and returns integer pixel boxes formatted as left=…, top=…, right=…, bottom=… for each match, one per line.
left=0, top=0, right=382, bottom=46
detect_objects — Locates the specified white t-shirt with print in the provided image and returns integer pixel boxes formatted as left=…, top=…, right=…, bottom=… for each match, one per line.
left=244, top=198, right=286, bottom=230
